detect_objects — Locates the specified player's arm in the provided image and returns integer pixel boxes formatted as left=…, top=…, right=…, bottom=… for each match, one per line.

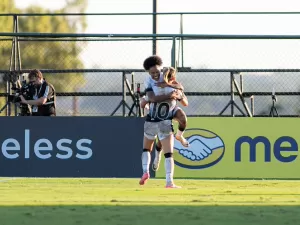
left=178, top=91, right=188, bottom=107
left=155, top=81, right=184, bottom=90
left=168, top=81, right=184, bottom=91
left=145, top=87, right=181, bottom=103
left=146, top=89, right=173, bottom=103
left=144, top=77, right=173, bottom=103
left=144, top=76, right=181, bottom=102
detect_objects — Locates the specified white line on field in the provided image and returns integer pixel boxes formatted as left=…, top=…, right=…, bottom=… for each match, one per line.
left=0, top=178, right=17, bottom=183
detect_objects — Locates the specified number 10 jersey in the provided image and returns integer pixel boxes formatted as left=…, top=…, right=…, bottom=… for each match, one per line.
left=144, top=75, right=178, bottom=122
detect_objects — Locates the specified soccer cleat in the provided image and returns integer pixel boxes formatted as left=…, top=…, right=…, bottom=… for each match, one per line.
left=165, top=183, right=182, bottom=188
left=175, top=135, right=190, bottom=147
left=152, top=157, right=161, bottom=171
left=139, top=173, right=150, bottom=185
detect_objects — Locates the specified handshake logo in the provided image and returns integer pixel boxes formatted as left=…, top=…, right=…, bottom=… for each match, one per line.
left=174, top=129, right=225, bottom=169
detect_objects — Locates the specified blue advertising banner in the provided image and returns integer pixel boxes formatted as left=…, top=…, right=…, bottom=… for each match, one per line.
left=0, top=117, right=145, bottom=178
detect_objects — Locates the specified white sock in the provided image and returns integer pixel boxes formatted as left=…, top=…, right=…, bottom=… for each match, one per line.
left=165, top=157, right=174, bottom=184
left=142, top=151, right=150, bottom=174
left=155, top=149, right=162, bottom=162
left=176, top=130, right=184, bottom=137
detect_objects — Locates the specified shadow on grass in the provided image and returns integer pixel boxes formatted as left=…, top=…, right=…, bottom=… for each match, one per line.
left=0, top=205, right=300, bottom=225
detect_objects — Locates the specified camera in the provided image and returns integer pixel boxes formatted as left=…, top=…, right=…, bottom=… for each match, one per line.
left=9, top=81, right=34, bottom=102
left=8, top=80, right=35, bottom=116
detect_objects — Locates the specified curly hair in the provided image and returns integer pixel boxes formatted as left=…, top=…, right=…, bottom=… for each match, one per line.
left=143, top=55, right=163, bottom=70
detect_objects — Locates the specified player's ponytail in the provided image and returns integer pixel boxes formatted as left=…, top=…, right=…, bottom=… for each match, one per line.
left=163, top=67, right=170, bottom=83
left=163, top=66, right=177, bottom=83
left=168, top=67, right=176, bottom=81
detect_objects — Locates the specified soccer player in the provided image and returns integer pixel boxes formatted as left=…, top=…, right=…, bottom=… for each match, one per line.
left=140, top=55, right=182, bottom=188
left=140, top=67, right=189, bottom=171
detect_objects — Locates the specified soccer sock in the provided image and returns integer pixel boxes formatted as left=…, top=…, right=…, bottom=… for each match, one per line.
left=164, top=153, right=174, bottom=184
left=155, top=145, right=162, bottom=161
left=176, top=125, right=185, bottom=137
left=142, top=149, right=151, bottom=174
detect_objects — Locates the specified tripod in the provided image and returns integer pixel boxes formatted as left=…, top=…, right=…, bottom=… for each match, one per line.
left=111, top=72, right=137, bottom=117
left=1, top=72, right=26, bottom=116
left=0, top=101, right=10, bottom=115
left=128, top=83, right=143, bottom=117
left=269, top=94, right=279, bottom=117
left=219, top=72, right=252, bottom=117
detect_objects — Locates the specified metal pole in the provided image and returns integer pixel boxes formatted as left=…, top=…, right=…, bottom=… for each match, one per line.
left=7, top=15, right=17, bottom=116
left=14, top=15, right=21, bottom=116
left=171, top=37, right=176, bottom=67
left=230, top=72, right=234, bottom=116
left=16, top=15, right=21, bottom=71
left=5, top=79, right=9, bottom=116
left=13, top=17, right=17, bottom=72
left=180, top=14, right=184, bottom=67
left=13, top=16, right=18, bottom=116
left=240, top=73, right=243, bottom=93
left=152, top=0, right=157, bottom=55
left=8, top=39, right=14, bottom=116
left=122, top=71, right=126, bottom=116
left=14, top=38, right=17, bottom=71
left=9, top=39, right=14, bottom=72
left=250, top=96, right=254, bottom=116
left=131, top=72, right=134, bottom=92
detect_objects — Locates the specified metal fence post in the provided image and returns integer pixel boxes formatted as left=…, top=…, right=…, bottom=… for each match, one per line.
left=171, top=36, right=176, bottom=68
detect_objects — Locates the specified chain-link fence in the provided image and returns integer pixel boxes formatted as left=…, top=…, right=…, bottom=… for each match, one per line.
left=1, top=33, right=300, bottom=117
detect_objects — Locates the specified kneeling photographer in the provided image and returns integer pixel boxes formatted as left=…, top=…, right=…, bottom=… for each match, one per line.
left=20, top=69, right=56, bottom=116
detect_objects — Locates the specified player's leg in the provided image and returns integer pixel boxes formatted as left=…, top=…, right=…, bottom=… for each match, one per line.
left=152, top=138, right=163, bottom=171
left=158, top=120, right=181, bottom=188
left=174, top=108, right=189, bottom=147
left=140, top=121, right=157, bottom=185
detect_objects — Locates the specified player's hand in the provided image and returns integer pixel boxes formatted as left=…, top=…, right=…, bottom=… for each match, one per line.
left=169, top=90, right=182, bottom=100
left=169, top=90, right=177, bottom=99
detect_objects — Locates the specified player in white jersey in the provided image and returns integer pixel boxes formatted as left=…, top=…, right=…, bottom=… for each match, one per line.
left=154, top=67, right=189, bottom=171
left=144, top=75, right=179, bottom=121
left=140, top=55, right=182, bottom=188
left=140, top=67, right=189, bottom=172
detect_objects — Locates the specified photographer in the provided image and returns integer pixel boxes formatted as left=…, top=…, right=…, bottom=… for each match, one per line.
left=20, top=69, right=56, bottom=116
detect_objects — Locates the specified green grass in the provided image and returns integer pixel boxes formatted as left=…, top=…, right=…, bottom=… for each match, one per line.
left=0, top=178, right=300, bottom=225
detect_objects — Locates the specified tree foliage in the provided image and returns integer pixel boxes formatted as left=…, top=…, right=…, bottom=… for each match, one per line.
left=0, top=0, right=87, bottom=94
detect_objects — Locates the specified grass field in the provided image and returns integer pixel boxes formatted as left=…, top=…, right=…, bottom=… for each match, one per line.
left=0, top=178, right=300, bottom=225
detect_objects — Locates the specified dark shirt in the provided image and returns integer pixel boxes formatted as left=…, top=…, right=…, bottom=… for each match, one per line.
left=32, top=79, right=56, bottom=116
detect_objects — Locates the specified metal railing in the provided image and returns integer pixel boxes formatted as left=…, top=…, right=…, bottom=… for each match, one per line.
left=1, top=11, right=300, bottom=117
left=2, top=11, right=300, bottom=63
left=1, top=67, right=300, bottom=117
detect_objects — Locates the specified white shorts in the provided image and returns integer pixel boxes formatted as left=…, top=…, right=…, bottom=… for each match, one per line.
left=144, top=120, right=173, bottom=141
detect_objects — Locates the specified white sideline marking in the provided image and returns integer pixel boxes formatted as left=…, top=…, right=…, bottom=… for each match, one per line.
left=0, top=178, right=17, bottom=183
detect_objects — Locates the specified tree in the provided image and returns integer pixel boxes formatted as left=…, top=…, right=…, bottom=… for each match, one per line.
left=0, top=0, right=18, bottom=71
left=0, top=0, right=17, bottom=113
left=18, top=0, right=87, bottom=92
left=0, top=0, right=16, bottom=31
left=0, top=0, right=87, bottom=115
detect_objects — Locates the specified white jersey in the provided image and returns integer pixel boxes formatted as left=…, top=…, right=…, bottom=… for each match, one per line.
left=144, top=75, right=178, bottom=122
